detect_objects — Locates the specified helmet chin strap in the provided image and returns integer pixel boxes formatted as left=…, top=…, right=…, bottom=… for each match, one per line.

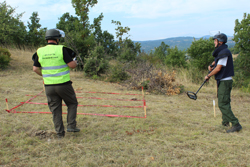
left=56, top=39, right=60, bottom=45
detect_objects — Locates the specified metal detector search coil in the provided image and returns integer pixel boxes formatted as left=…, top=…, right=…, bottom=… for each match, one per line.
left=187, top=91, right=197, bottom=100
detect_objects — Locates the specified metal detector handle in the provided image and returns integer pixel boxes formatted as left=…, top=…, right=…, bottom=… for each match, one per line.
left=195, top=69, right=212, bottom=95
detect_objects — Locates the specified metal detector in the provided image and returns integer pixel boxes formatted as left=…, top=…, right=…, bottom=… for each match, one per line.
left=187, top=79, right=208, bottom=100
left=187, top=65, right=214, bottom=100
left=187, top=79, right=207, bottom=100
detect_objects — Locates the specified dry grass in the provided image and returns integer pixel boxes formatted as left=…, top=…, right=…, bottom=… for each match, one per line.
left=1, top=48, right=250, bottom=166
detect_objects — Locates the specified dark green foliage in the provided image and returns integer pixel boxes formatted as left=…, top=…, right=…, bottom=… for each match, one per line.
left=0, top=1, right=27, bottom=47
left=149, top=42, right=169, bottom=64
left=154, top=42, right=169, bottom=62
left=187, top=37, right=214, bottom=70
left=233, top=13, right=250, bottom=78
left=107, top=62, right=130, bottom=82
left=165, top=46, right=187, bottom=68
left=112, top=20, right=130, bottom=42
left=233, top=13, right=250, bottom=55
left=84, top=45, right=109, bottom=76
left=233, top=54, right=250, bottom=90
left=56, top=13, right=80, bottom=33
left=57, top=0, right=99, bottom=66
left=56, top=4, right=116, bottom=67
left=0, top=47, right=11, bottom=69
left=232, top=13, right=250, bottom=92
left=118, top=38, right=141, bottom=62
left=26, top=12, right=47, bottom=47
left=141, top=80, right=150, bottom=90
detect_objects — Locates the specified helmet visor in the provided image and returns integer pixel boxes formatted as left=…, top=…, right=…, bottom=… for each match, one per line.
left=55, top=29, right=65, bottom=38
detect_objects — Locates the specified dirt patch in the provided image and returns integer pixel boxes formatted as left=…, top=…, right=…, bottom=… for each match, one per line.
left=33, top=130, right=56, bottom=139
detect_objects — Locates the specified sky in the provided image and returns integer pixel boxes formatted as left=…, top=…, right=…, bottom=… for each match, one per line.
left=5, top=0, right=250, bottom=41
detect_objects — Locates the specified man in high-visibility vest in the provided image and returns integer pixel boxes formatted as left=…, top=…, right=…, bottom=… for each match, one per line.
left=33, top=29, right=80, bottom=138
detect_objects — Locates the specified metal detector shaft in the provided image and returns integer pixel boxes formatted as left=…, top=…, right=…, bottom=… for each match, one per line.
left=187, top=69, right=211, bottom=100
left=195, top=79, right=207, bottom=94
left=187, top=79, right=208, bottom=100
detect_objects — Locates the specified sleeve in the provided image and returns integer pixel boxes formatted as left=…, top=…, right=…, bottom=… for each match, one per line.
left=63, top=47, right=74, bottom=64
left=217, top=57, right=228, bottom=66
left=32, top=53, right=41, bottom=67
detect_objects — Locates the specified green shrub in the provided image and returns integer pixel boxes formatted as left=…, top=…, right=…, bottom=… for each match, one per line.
left=83, top=46, right=109, bottom=77
left=107, top=62, right=130, bottom=82
left=165, top=46, right=187, bottom=68
left=187, top=37, right=214, bottom=70
left=0, top=47, right=11, bottom=69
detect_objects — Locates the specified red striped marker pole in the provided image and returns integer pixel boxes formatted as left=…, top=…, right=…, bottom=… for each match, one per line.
left=5, top=98, right=9, bottom=111
left=142, top=87, right=147, bottom=118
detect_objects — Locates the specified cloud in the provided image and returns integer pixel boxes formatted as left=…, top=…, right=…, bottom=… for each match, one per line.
left=4, top=0, right=250, bottom=40
left=6, top=0, right=75, bottom=26
left=92, top=0, right=250, bottom=19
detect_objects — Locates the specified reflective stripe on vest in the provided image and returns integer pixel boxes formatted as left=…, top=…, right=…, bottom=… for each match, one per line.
left=37, top=45, right=70, bottom=84
left=42, top=64, right=68, bottom=70
left=42, top=70, right=70, bottom=78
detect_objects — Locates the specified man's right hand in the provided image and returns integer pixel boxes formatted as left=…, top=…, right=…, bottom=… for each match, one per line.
left=73, top=57, right=78, bottom=65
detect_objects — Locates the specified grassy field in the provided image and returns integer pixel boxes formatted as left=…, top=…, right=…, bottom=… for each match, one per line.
left=1, top=48, right=250, bottom=166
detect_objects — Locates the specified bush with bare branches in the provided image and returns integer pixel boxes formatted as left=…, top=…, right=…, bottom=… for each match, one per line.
left=123, top=62, right=183, bottom=95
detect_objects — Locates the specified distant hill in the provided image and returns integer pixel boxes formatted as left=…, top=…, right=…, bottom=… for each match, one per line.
left=135, top=36, right=235, bottom=53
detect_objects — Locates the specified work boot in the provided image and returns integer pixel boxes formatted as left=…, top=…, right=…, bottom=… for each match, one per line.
left=67, top=128, right=80, bottom=132
left=226, top=123, right=242, bottom=133
left=57, top=131, right=65, bottom=139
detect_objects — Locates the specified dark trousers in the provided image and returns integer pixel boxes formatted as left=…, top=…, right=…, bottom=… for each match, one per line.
left=45, top=83, right=78, bottom=136
left=218, top=80, right=239, bottom=126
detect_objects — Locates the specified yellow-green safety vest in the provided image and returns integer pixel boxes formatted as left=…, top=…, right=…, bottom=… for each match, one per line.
left=37, top=45, right=70, bottom=85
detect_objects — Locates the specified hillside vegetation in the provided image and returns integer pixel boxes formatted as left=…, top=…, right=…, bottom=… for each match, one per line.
left=137, top=36, right=236, bottom=53
left=1, top=48, right=250, bottom=166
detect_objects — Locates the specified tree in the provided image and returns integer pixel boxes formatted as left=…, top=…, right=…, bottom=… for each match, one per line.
left=146, top=42, right=169, bottom=64
left=0, top=47, right=11, bottom=69
left=91, top=14, right=116, bottom=56
left=0, top=1, right=27, bottom=47
left=118, top=38, right=141, bottom=62
left=111, top=20, right=141, bottom=61
left=165, top=46, right=187, bottom=68
left=56, top=13, right=80, bottom=32
left=27, top=12, right=46, bottom=47
left=231, top=13, right=250, bottom=90
left=233, top=13, right=250, bottom=77
left=84, top=45, right=109, bottom=76
left=112, top=20, right=130, bottom=42
left=57, top=0, right=101, bottom=65
left=187, top=37, right=214, bottom=70
left=154, top=42, right=169, bottom=62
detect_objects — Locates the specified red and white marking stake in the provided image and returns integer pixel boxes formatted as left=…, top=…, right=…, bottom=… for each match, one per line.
left=5, top=98, right=9, bottom=110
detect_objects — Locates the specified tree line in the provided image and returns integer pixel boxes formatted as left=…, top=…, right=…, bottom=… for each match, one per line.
left=1, top=1, right=250, bottom=92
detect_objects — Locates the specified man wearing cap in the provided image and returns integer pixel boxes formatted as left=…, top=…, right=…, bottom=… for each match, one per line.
left=205, top=32, right=242, bottom=133
left=33, top=29, right=80, bottom=138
